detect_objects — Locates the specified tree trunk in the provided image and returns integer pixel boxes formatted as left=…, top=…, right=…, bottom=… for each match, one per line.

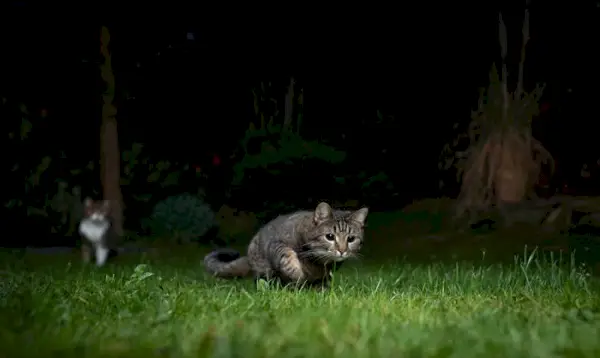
left=100, top=26, right=124, bottom=237
left=495, top=145, right=528, bottom=204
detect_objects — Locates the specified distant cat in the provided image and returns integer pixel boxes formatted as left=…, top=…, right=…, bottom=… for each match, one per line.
left=78, top=198, right=118, bottom=266
left=204, top=202, right=369, bottom=289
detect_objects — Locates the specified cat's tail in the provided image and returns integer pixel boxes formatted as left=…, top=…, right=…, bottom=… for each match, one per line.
left=203, top=248, right=252, bottom=278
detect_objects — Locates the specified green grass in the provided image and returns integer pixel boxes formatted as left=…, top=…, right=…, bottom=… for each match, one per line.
left=1, top=249, right=600, bottom=357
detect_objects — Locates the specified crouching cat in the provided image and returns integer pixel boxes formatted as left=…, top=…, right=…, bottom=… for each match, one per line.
left=78, top=198, right=119, bottom=266
left=204, top=202, right=368, bottom=289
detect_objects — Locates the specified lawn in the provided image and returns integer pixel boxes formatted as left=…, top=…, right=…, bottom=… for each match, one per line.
left=1, top=248, right=599, bottom=357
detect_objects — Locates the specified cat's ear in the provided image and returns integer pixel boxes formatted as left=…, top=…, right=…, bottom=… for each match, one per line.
left=84, top=197, right=93, bottom=208
left=348, top=207, right=369, bottom=227
left=314, top=202, right=333, bottom=225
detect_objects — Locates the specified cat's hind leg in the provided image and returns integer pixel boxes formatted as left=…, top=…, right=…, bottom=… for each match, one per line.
left=82, top=244, right=91, bottom=264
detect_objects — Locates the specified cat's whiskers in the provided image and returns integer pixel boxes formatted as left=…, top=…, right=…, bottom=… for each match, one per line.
left=298, top=249, right=337, bottom=263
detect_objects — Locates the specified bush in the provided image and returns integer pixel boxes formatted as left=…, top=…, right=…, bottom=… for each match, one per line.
left=142, top=194, right=216, bottom=244
left=229, top=124, right=347, bottom=217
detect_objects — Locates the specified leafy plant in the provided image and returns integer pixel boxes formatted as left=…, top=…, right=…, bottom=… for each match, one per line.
left=142, top=194, right=216, bottom=244
left=229, top=78, right=346, bottom=215
left=4, top=98, right=94, bottom=237
left=438, top=8, right=552, bottom=223
left=120, top=142, right=200, bottom=228
left=233, top=128, right=346, bottom=186
left=121, top=143, right=184, bottom=198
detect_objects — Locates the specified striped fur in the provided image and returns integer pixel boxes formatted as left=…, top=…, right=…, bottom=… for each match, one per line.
left=204, top=202, right=368, bottom=288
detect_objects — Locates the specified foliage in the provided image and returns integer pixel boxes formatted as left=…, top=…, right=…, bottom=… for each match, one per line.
left=456, top=67, right=549, bottom=213
left=439, top=9, right=552, bottom=221
left=120, top=142, right=220, bottom=233
left=231, top=125, right=347, bottom=218
left=4, top=109, right=209, bottom=242
left=332, top=169, right=399, bottom=208
left=142, top=193, right=216, bottom=244
left=329, top=110, right=402, bottom=207
left=360, top=171, right=397, bottom=202
left=121, top=142, right=187, bottom=200
left=3, top=100, right=93, bottom=239
left=233, top=127, right=346, bottom=186
left=230, top=78, right=346, bottom=216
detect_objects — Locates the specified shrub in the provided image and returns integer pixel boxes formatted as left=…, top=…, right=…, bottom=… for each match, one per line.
left=142, top=194, right=215, bottom=244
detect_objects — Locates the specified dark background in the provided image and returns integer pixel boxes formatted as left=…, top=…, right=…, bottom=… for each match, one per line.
left=2, top=1, right=600, bottom=247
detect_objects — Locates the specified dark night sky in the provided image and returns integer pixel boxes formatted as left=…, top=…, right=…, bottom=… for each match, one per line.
left=2, top=2, right=600, bottom=199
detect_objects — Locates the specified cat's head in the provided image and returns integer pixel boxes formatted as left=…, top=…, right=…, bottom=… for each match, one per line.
left=301, top=202, right=369, bottom=263
left=83, top=198, right=110, bottom=221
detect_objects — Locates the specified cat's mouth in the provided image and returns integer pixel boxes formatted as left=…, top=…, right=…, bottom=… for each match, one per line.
left=330, top=250, right=349, bottom=262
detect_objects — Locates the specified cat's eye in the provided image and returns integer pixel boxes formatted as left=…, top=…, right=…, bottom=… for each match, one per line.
left=347, top=236, right=356, bottom=243
left=325, top=233, right=335, bottom=241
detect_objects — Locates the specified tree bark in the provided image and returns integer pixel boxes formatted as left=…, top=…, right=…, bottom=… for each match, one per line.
left=100, top=26, right=124, bottom=237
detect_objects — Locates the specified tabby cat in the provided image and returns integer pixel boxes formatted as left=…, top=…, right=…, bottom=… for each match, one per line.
left=204, top=202, right=368, bottom=288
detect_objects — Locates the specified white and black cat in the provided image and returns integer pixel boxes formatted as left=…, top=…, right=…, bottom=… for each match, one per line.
left=78, top=198, right=118, bottom=266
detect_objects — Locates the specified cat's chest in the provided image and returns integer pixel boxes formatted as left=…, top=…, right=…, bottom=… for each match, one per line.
left=79, top=220, right=110, bottom=243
